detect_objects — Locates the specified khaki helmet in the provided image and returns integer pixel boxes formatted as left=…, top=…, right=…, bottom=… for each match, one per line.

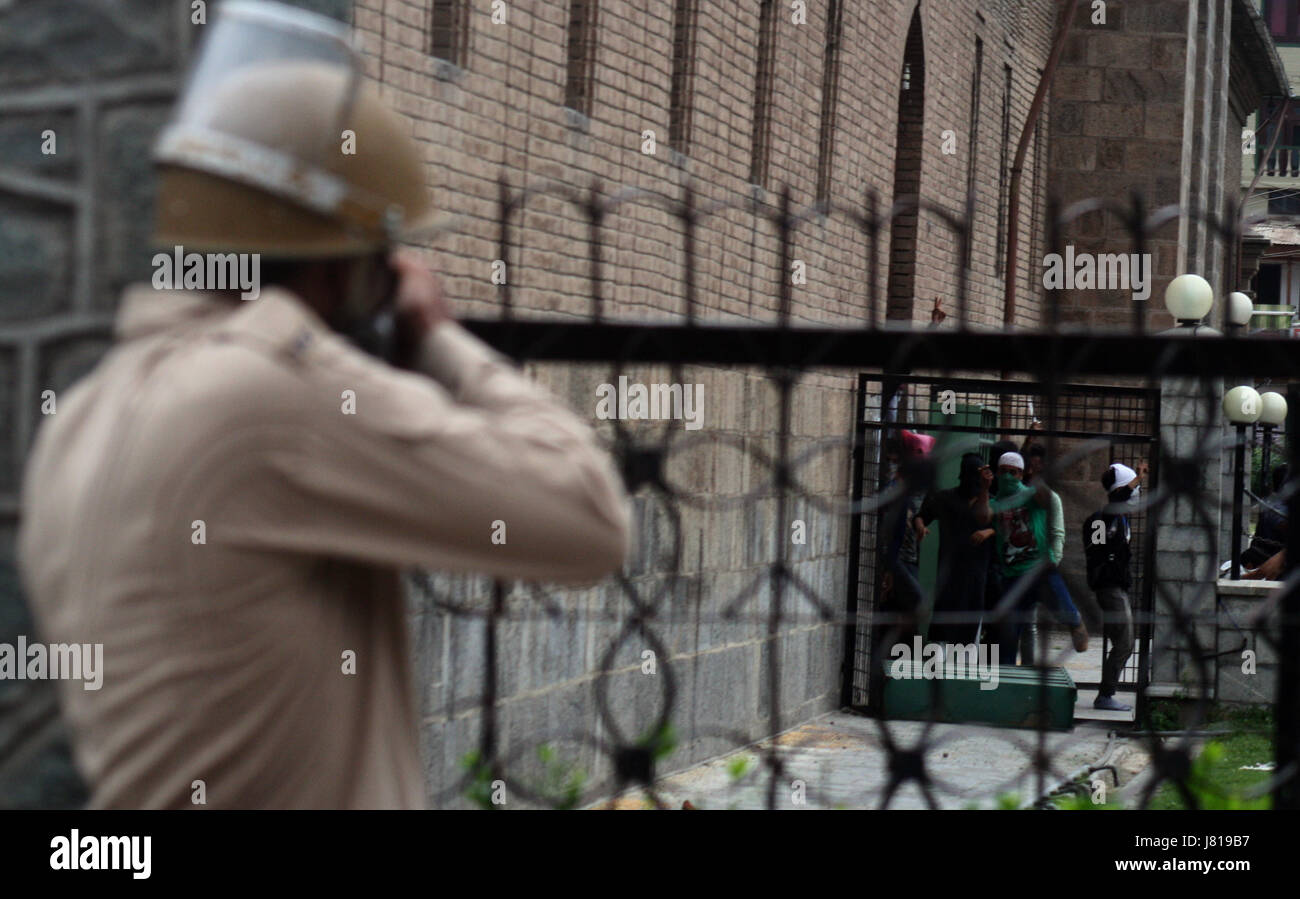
left=153, top=0, right=441, bottom=257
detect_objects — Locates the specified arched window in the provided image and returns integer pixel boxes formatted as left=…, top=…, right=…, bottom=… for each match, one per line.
left=815, top=0, right=846, bottom=204
left=886, top=7, right=925, bottom=322
left=750, top=0, right=779, bottom=187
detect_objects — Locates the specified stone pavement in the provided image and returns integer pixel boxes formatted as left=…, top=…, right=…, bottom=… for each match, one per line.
left=596, top=630, right=1150, bottom=809
left=599, top=711, right=1151, bottom=809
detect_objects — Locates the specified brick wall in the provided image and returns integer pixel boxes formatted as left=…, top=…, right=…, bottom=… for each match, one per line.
left=354, top=0, right=1058, bottom=803
left=354, top=1, right=1056, bottom=329
left=1049, top=0, right=1193, bottom=328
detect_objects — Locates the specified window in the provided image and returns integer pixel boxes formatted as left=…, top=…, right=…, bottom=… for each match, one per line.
left=885, top=8, right=925, bottom=322
left=1255, top=262, right=1283, bottom=303
left=750, top=0, right=779, bottom=187
left=995, top=64, right=1013, bottom=278
left=565, top=1, right=598, bottom=114
left=668, top=0, right=699, bottom=154
left=964, top=39, right=984, bottom=267
left=1268, top=189, right=1300, bottom=216
left=1028, top=95, right=1045, bottom=298
left=429, top=0, right=468, bottom=66
left=815, top=0, right=846, bottom=204
left=1265, top=0, right=1300, bottom=42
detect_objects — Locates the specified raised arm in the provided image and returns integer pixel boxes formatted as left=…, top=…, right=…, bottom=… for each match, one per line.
left=218, top=260, right=632, bottom=585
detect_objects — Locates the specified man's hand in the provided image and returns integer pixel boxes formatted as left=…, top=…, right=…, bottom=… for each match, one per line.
left=389, top=251, right=452, bottom=368
left=971, top=528, right=994, bottom=546
left=980, top=466, right=994, bottom=492
left=929, top=296, right=947, bottom=325
left=391, top=251, right=451, bottom=331
left=1246, top=549, right=1286, bottom=581
left=913, top=518, right=929, bottom=541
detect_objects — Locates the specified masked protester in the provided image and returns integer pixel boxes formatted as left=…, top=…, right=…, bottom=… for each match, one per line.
left=981, top=441, right=1019, bottom=622
left=988, top=452, right=1087, bottom=665
left=1019, top=443, right=1088, bottom=663
left=917, top=452, right=993, bottom=645
left=1082, top=463, right=1144, bottom=711
left=877, top=432, right=935, bottom=657
left=17, top=1, right=630, bottom=809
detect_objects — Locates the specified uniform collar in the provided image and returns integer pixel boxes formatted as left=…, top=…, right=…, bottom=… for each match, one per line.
left=115, top=285, right=225, bottom=339
left=115, top=283, right=330, bottom=354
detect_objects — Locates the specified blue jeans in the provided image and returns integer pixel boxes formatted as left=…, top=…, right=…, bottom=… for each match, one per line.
left=996, top=568, right=1081, bottom=664
left=1042, top=569, right=1082, bottom=628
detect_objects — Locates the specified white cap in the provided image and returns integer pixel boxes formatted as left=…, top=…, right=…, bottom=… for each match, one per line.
left=1108, top=463, right=1137, bottom=490
left=998, top=452, right=1025, bottom=471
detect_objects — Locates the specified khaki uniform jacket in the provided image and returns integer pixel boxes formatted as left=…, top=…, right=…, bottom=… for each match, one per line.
left=18, top=285, right=631, bottom=809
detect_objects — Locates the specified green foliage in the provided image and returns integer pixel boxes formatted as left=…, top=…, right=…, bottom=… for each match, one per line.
left=727, top=754, right=757, bottom=782
left=1150, top=737, right=1274, bottom=810
left=534, top=743, right=587, bottom=810
left=1221, top=704, right=1273, bottom=731
left=460, top=749, right=498, bottom=810
left=460, top=745, right=589, bottom=810
left=638, top=722, right=678, bottom=762
left=1053, top=782, right=1122, bottom=810
left=1141, top=699, right=1183, bottom=732
left=1249, top=443, right=1286, bottom=498
left=1139, top=700, right=1274, bottom=734
left=961, top=792, right=1022, bottom=810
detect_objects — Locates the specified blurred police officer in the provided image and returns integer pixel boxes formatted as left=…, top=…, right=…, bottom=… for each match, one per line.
left=19, top=1, right=630, bottom=808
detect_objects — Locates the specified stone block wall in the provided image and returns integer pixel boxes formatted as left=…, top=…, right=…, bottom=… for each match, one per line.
left=0, top=0, right=349, bottom=808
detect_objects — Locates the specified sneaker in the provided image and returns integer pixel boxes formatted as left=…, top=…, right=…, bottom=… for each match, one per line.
left=1094, top=694, right=1131, bottom=712
left=1070, top=624, right=1089, bottom=653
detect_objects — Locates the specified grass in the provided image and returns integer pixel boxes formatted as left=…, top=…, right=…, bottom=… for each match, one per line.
left=1052, top=704, right=1275, bottom=810
left=1147, top=706, right=1274, bottom=810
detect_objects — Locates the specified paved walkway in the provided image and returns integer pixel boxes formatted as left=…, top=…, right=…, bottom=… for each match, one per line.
left=1035, top=628, right=1139, bottom=724
left=596, top=628, right=1150, bottom=810
left=599, top=712, right=1149, bottom=809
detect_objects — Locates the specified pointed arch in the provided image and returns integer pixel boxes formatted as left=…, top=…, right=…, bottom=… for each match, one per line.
left=886, top=5, right=926, bottom=323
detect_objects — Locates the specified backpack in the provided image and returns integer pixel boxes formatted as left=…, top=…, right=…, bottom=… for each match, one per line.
left=1083, top=512, right=1129, bottom=590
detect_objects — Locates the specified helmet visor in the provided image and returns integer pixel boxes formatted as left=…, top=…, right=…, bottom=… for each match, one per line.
left=155, top=1, right=363, bottom=218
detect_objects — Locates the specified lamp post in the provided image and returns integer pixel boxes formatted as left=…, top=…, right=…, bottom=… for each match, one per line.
left=1224, top=386, right=1263, bottom=579
left=1165, top=273, right=1215, bottom=331
left=1259, top=392, right=1289, bottom=497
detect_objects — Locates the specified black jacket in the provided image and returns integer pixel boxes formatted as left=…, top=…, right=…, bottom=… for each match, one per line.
left=1082, top=509, right=1131, bottom=590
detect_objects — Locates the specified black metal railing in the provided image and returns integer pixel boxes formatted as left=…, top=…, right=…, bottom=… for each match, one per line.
left=397, top=174, right=1300, bottom=810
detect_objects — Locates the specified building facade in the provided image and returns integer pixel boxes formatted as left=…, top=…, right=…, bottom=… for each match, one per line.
left=354, top=0, right=1061, bottom=802
left=0, top=0, right=1287, bottom=806
left=1243, top=0, right=1300, bottom=329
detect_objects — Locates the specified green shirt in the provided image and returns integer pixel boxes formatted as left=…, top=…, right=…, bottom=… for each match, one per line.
left=990, top=482, right=1049, bottom=575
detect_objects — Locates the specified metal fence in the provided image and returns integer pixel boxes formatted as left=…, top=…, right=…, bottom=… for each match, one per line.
left=4, top=176, right=1297, bottom=811
left=843, top=375, right=1159, bottom=715
left=418, top=174, right=1300, bottom=811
